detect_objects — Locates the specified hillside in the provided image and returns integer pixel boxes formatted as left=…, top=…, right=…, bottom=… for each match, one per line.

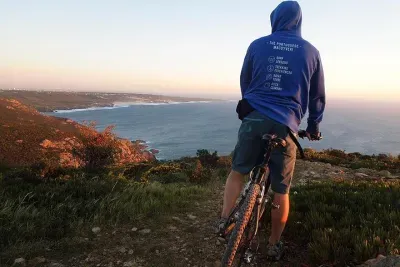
left=0, top=98, right=154, bottom=169
left=0, top=90, right=217, bottom=112
left=0, top=98, right=399, bottom=267
left=0, top=154, right=399, bottom=267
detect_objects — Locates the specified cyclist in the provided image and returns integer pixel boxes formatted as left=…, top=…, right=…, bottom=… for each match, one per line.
left=216, top=0, right=325, bottom=261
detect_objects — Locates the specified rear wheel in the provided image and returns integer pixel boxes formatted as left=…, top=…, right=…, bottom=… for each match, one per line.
left=221, top=184, right=261, bottom=267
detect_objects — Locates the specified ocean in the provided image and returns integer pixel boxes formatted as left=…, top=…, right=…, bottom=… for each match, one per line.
left=48, top=101, right=400, bottom=160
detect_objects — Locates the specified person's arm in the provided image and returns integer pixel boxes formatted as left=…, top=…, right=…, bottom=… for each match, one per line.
left=306, top=53, right=326, bottom=137
left=240, top=45, right=254, bottom=97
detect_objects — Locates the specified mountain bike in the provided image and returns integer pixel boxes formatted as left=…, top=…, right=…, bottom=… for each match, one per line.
left=219, top=130, right=321, bottom=266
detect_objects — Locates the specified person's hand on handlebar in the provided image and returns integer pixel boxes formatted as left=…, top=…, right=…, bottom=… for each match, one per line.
left=305, top=131, right=322, bottom=141
left=298, top=130, right=322, bottom=141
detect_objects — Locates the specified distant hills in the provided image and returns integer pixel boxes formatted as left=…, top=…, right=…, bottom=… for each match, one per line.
left=0, top=90, right=218, bottom=112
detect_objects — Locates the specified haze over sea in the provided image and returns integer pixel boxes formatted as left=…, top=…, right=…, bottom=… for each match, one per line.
left=49, top=100, right=400, bottom=160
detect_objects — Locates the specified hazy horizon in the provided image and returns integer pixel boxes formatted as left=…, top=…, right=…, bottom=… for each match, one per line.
left=1, top=0, right=399, bottom=101
left=2, top=88, right=400, bottom=110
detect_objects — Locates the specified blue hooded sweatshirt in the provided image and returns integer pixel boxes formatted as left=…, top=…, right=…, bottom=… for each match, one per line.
left=241, top=0, right=325, bottom=134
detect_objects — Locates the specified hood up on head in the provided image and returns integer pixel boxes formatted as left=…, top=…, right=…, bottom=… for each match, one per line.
left=270, top=1, right=302, bottom=36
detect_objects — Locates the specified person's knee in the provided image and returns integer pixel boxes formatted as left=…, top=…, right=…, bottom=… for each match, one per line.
left=271, top=183, right=291, bottom=195
left=271, top=192, right=289, bottom=221
left=273, top=192, right=289, bottom=201
left=228, top=169, right=246, bottom=181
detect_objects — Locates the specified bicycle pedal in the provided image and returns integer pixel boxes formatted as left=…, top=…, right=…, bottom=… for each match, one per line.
left=243, top=249, right=262, bottom=264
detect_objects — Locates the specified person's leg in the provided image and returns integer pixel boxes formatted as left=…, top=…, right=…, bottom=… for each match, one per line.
left=216, top=111, right=265, bottom=232
left=269, top=192, right=290, bottom=245
left=221, top=170, right=245, bottom=218
left=266, top=126, right=297, bottom=259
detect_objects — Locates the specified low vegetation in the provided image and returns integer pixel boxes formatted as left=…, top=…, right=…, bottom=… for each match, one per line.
left=287, top=179, right=400, bottom=265
left=303, top=148, right=400, bottom=173
left=0, top=151, right=218, bottom=261
left=196, top=149, right=220, bottom=167
left=1, top=148, right=399, bottom=265
left=0, top=170, right=209, bottom=260
left=2, top=96, right=399, bottom=265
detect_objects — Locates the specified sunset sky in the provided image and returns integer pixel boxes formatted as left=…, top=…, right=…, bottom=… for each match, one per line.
left=1, top=0, right=399, bottom=101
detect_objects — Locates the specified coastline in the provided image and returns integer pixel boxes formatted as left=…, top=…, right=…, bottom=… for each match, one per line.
left=52, top=100, right=219, bottom=113
left=0, top=89, right=221, bottom=112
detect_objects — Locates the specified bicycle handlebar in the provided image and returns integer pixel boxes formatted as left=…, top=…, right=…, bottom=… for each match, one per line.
left=287, top=130, right=322, bottom=159
left=298, top=130, right=323, bottom=141
left=263, top=130, right=322, bottom=160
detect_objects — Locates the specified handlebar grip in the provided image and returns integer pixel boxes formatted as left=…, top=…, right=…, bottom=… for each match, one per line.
left=298, top=130, right=307, bottom=139
left=298, top=130, right=322, bottom=141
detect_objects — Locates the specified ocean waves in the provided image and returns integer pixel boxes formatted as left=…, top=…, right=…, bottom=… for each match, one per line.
left=53, top=101, right=214, bottom=113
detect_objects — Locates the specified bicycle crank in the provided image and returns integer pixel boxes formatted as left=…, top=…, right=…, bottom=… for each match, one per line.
left=242, top=238, right=260, bottom=264
left=243, top=249, right=255, bottom=264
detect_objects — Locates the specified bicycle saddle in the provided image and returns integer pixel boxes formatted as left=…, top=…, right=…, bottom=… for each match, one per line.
left=262, top=134, right=286, bottom=148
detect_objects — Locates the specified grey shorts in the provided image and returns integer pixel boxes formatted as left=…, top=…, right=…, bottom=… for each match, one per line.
left=231, top=110, right=297, bottom=194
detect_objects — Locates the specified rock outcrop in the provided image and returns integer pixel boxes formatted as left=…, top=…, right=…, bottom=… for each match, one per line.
left=358, top=254, right=400, bottom=267
left=0, top=98, right=155, bottom=171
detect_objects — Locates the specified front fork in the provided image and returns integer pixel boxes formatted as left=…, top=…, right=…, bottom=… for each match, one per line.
left=222, top=179, right=260, bottom=237
left=243, top=175, right=272, bottom=264
left=222, top=168, right=269, bottom=240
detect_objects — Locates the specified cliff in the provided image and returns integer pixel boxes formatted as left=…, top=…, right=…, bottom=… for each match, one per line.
left=0, top=98, right=154, bottom=170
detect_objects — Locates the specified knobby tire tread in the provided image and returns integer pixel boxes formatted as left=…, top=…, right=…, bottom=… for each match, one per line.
left=221, top=184, right=261, bottom=267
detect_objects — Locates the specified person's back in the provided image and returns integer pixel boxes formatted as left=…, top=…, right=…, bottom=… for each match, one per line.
left=218, top=0, right=325, bottom=261
left=241, top=0, right=325, bottom=135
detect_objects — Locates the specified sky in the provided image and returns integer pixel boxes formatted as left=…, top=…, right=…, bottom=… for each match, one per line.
left=0, top=0, right=399, bottom=101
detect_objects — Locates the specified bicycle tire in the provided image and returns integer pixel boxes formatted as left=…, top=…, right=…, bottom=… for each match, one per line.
left=221, top=183, right=261, bottom=267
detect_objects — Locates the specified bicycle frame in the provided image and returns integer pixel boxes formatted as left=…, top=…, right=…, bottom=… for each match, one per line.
left=222, top=135, right=276, bottom=238
left=220, top=130, right=318, bottom=265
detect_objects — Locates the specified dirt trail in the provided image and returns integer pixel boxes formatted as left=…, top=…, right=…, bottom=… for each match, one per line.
left=48, top=183, right=298, bottom=267
left=19, top=160, right=397, bottom=267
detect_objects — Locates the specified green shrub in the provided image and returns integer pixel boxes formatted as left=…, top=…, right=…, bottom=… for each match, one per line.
left=217, top=168, right=229, bottom=179
left=176, top=156, right=198, bottom=164
left=141, top=163, right=183, bottom=183
left=377, top=153, right=389, bottom=160
left=287, top=179, right=400, bottom=265
left=154, top=172, right=189, bottom=184
left=347, top=152, right=362, bottom=159
left=3, top=160, right=79, bottom=182
left=303, top=148, right=400, bottom=173
left=196, top=149, right=219, bottom=167
left=326, top=149, right=347, bottom=158
left=189, top=160, right=212, bottom=184
left=120, top=163, right=153, bottom=182
left=83, top=144, right=116, bottom=168
left=217, top=156, right=232, bottom=168
left=360, top=154, right=373, bottom=160
left=79, top=125, right=119, bottom=170
left=2, top=167, right=40, bottom=183
left=73, top=122, right=119, bottom=170
left=0, top=163, right=9, bottom=173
